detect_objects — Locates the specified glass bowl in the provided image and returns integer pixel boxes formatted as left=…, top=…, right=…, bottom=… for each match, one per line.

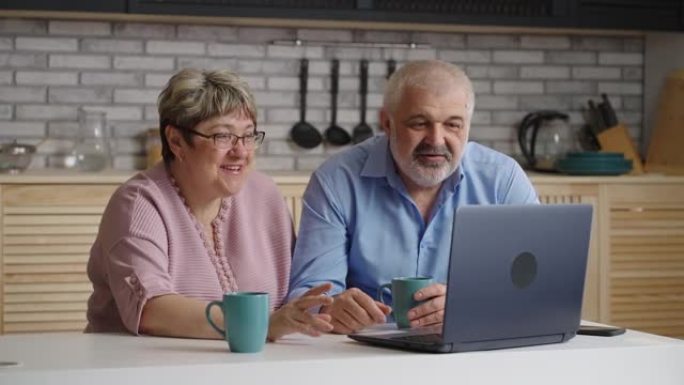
left=0, top=141, right=36, bottom=174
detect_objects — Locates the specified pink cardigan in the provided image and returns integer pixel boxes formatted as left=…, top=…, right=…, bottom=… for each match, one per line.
left=85, top=164, right=294, bottom=334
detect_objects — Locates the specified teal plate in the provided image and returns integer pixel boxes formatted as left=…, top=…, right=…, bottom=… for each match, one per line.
left=556, top=162, right=632, bottom=175
left=556, top=156, right=633, bottom=175
left=565, top=151, right=624, bottom=160
left=557, top=158, right=632, bottom=169
left=557, top=167, right=631, bottom=176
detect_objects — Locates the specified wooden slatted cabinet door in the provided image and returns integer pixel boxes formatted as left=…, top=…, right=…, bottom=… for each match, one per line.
left=1, top=185, right=118, bottom=334
left=607, top=184, right=684, bottom=338
left=277, top=182, right=306, bottom=234
left=534, top=183, right=603, bottom=322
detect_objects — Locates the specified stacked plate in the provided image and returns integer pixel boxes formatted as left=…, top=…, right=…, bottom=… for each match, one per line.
left=556, top=152, right=632, bottom=175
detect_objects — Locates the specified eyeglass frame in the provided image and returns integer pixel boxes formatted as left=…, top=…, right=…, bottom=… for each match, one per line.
left=177, top=126, right=266, bottom=150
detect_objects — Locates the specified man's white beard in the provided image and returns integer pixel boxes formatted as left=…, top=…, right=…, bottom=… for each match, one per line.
left=389, top=129, right=457, bottom=188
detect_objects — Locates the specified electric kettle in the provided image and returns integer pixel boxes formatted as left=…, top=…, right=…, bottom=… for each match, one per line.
left=517, top=110, right=574, bottom=172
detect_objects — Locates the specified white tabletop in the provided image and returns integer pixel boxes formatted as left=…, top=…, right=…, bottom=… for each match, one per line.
left=1, top=327, right=683, bottom=385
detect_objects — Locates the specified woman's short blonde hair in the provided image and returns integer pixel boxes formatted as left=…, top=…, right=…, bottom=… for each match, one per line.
left=157, top=68, right=257, bottom=164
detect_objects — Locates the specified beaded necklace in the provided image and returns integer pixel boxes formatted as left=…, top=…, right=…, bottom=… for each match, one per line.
left=168, top=172, right=238, bottom=293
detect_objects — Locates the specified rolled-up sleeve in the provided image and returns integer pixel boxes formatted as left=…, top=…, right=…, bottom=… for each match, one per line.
left=90, top=182, right=177, bottom=335
left=105, top=236, right=176, bottom=334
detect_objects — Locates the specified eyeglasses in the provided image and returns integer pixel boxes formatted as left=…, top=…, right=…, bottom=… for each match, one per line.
left=184, top=128, right=265, bottom=150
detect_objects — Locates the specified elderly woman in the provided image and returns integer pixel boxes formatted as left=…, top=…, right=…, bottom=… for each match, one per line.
left=86, top=68, right=333, bottom=340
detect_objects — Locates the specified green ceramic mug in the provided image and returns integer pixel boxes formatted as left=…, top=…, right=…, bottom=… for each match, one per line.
left=205, top=292, right=269, bottom=353
left=377, top=277, right=434, bottom=329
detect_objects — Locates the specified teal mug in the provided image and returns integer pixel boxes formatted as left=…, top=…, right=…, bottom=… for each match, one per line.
left=205, top=292, right=269, bottom=353
left=378, top=277, right=434, bottom=329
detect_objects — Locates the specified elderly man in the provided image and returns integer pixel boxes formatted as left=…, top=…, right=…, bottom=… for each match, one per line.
left=288, top=60, right=538, bottom=334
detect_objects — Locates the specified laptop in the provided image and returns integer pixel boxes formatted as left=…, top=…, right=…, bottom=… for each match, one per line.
left=349, top=204, right=593, bottom=353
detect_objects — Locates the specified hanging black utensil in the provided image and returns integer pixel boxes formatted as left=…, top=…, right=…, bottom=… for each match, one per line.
left=352, top=59, right=373, bottom=144
left=386, top=59, right=396, bottom=79
left=324, top=59, right=351, bottom=146
left=289, top=58, right=322, bottom=149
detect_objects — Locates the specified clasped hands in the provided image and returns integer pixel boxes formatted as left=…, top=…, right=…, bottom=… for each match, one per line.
left=320, top=283, right=447, bottom=334
left=268, top=283, right=446, bottom=340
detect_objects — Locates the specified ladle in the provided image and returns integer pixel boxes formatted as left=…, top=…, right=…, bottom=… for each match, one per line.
left=352, top=59, right=373, bottom=144
left=289, top=58, right=322, bottom=149
left=386, top=59, right=396, bottom=79
left=324, top=59, right=351, bottom=146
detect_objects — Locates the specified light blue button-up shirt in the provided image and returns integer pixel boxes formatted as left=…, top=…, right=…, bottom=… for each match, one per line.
left=287, top=135, right=538, bottom=304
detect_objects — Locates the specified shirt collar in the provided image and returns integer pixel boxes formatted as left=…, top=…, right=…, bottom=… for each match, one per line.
left=359, top=135, right=390, bottom=178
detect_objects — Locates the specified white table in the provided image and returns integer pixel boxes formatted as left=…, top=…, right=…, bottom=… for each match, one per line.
left=1, top=327, right=683, bottom=385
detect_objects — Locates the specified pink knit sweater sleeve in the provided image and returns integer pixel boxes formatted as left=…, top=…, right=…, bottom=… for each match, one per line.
left=90, top=184, right=177, bottom=334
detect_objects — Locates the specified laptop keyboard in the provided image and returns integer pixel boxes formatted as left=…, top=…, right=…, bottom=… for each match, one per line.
left=392, top=333, right=443, bottom=344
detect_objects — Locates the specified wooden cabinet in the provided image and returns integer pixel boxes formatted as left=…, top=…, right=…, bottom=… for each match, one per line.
left=275, top=177, right=307, bottom=234
left=0, top=173, right=683, bottom=338
left=532, top=176, right=684, bottom=339
left=605, top=184, right=684, bottom=338
left=0, top=184, right=118, bottom=333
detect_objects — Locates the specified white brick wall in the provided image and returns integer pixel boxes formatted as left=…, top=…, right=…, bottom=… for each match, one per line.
left=49, top=54, right=111, bottom=69
left=208, top=43, right=266, bottom=58
left=0, top=71, right=11, bottom=85
left=520, top=35, right=571, bottom=49
left=146, top=40, right=206, bottom=55
left=177, top=25, right=238, bottom=41
left=82, top=72, right=143, bottom=86
left=16, top=71, right=78, bottom=86
left=520, top=66, right=570, bottom=79
left=0, top=105, right=10, bottom=119
left=113, top=56, right=174, bottom=71
left=0, top=87, right=46, bottom=103
left=572, top=66, right=621, bottom=79
left=49, top=21, right=111, bottom=36
left=0, top=53, right=47, bottom=67
left=0, top=17, right=646, bottom=171
left=16, top=37, right=78, bottom=51
left=49, top=87, right=111, bottom=104
left=113, top=89, right=160, bottom=104
left=0, top=37, right=12, bottom=50
left=439, top=49, right=491, bottom=63
left=81, top=39, right=143, bottom=54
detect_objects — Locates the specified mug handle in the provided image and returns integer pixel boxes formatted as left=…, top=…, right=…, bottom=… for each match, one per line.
left=377, top=283, right=392, bottom=305
left=205, top=300, right=225, bottom=337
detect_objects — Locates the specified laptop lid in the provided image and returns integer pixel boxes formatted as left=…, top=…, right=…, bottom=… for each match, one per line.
left=349, top=204, right=593, bottom=353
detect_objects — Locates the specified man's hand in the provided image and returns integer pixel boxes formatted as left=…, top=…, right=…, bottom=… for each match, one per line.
left=320, top=288, right=392, bottom=334
left=407, top=283, right=446, bottom=328
left=268, top=283, right=334, bottom=342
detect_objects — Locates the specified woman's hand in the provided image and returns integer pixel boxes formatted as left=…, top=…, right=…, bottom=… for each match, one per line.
left=267, top=283, right=334, bottom=342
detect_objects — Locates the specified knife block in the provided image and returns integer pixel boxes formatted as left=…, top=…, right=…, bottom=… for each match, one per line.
left=596, top=124, right=644, bottom=174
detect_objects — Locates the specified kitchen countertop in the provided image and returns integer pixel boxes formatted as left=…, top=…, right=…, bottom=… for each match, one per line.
left=0, top=169, right=683, bottom=185
left=0, top=327, right=683, bottom=385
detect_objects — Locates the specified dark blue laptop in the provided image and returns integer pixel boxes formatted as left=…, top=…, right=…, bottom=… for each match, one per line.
left=349, top=204, right=593, bottom=353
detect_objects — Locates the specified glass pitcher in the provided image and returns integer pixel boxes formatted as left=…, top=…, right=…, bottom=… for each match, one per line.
left=72, top=108, right=110, bottom=172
